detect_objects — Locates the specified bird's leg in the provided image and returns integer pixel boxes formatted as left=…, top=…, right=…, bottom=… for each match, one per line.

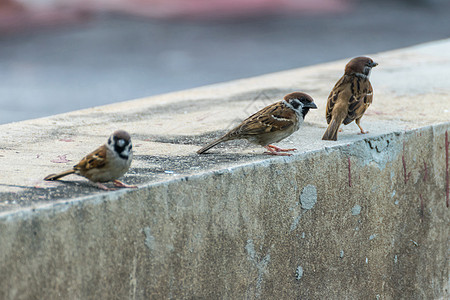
left=266, top=144, right=297, bottom=152
left=263, top=145, right=293, bottom=156
left=96, top=182, right=114, bottom=191
left=113, top=180, right=137, bottom=188
left=356, top=119, right=369, bottom=134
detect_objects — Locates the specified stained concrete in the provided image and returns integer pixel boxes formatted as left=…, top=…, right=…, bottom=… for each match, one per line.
left=0, top=40, right=449, bottom=299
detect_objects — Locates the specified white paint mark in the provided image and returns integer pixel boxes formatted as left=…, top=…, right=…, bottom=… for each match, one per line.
left=245, top=239, right=256, bottom=261
left=301, top=232, right=305, bottom=239
left=295, top=266, right=303, bottom=280
left=369, top=234, right=377, bottom=241
left=290, top=215, right=302, bottom=232
left=300, top=185, right=317, bottom=210
left=394, top=255, right=398, bottom=264
left=394, top=200, right=399, bottom=205
left=245, top=239, right=271, bottom=298
left=340, top=250, right=344, bottom=258
left=365, top=257, right=368, bottom=264
left=143, top=227, right=155, bottom=251
left=352, top=205, right=362, bottom=215
left=129, top=248, right=138, bottom=300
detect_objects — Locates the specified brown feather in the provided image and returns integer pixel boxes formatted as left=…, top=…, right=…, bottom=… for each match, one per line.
left=231, top=101, right=296, bottom=138
left=323, top=57, right=375, bottom=141
left=44, top=145, right=108, bottom=181
left=75, top=145, right=107, bottom=173
left=44, top=169, right=76, bottom=181
left=197, top=100, right=297, bottom=154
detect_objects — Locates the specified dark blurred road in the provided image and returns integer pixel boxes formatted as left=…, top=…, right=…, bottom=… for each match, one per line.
left=0, top=1, right=449, bottom=124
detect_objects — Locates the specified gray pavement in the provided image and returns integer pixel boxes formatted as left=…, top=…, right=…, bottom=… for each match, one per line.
left=0, top=1, right=449, bottom=124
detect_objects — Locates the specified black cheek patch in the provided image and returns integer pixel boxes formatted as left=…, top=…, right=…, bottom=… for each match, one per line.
left=290, top=100, right=300, bottom=109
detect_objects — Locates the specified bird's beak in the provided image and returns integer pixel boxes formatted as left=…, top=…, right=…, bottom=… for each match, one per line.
left=305, top=102, right=318, bottom=109
left=371, top=62, right=378, bottom=67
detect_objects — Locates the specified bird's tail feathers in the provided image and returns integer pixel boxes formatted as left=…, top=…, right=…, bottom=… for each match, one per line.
left=322, top=119, right=340, bottom=141
left=197, top=136, right=228, bottom=154
left=44, top=169, right=75, bottom=181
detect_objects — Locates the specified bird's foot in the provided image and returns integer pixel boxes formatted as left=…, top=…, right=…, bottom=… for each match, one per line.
left=358, top=130, right=369, bottom=135
left=113, top=180, right=137, bottom=188
left=264, top=145, right=294, bottom=156
left=96, top=182, right=115, bottom=191
left=266, top=144, right=297, bottom=152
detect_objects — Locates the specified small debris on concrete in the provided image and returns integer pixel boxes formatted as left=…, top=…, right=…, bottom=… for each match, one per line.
left=50, top=155, right=71, bottom=163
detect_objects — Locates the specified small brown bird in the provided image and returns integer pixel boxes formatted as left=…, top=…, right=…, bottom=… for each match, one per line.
left=44, top=130, right=136, bottom=190
left=322, top=56, right=378, bottom=141
left=197, top=92, right=317, bottom=156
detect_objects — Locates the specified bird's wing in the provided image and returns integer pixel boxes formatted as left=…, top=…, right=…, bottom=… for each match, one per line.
left=74, top=145, right=107, bottom=172
left=229, top=101, right=297, bottom=138
left=343, top=79, right=373, bottom=125
left=325, top=76, right=346, bottom=124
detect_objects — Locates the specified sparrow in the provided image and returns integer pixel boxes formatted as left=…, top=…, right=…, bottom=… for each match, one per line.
left=322, top=56, right=378, bottom=141
left=197, top=92, right=317, bottom=156
left=44, top=130, right=136, bottom=190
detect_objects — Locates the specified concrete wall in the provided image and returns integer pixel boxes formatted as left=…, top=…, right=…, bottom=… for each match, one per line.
left=0, top=40, right=449, bottom=299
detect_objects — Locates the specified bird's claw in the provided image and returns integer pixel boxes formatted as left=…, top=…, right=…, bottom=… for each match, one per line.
left=113, top=180, right=137, bottom=188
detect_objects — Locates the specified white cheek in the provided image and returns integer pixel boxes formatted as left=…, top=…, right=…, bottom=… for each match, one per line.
left=122, top=145, right=132, bottom=157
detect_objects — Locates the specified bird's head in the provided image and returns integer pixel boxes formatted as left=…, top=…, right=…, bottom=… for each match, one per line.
left=107, top=130, right=133, bottom=160
left=284, top=92, right=317, bottom=118
left=345, top=56, right=378, bottom=78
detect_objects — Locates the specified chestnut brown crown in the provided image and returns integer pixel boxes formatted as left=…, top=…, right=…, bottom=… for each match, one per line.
left=112, top=130, right=131, bottom=142
left=284, top=92, right=316, bottom=108
left=344, top=56, right=378, bottom=77
left=283, top=92, right=317, bottom=118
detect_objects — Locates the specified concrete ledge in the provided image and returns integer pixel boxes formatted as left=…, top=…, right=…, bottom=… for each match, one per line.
left=1, top=40, right=449, bottom=299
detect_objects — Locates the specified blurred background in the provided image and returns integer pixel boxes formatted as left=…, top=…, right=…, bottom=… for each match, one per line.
left=0, top=0, right=449, bottom=124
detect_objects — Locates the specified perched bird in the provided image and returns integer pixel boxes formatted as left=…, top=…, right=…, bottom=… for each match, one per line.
left=44, top=130, right=136, bottom=190
left=197, top=92, right=317, bottom=156
left=322, top=56, right=378, bottom=141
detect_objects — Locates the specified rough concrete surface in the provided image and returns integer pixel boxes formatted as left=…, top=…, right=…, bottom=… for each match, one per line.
left=0, top=40, right=449, bottom=299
